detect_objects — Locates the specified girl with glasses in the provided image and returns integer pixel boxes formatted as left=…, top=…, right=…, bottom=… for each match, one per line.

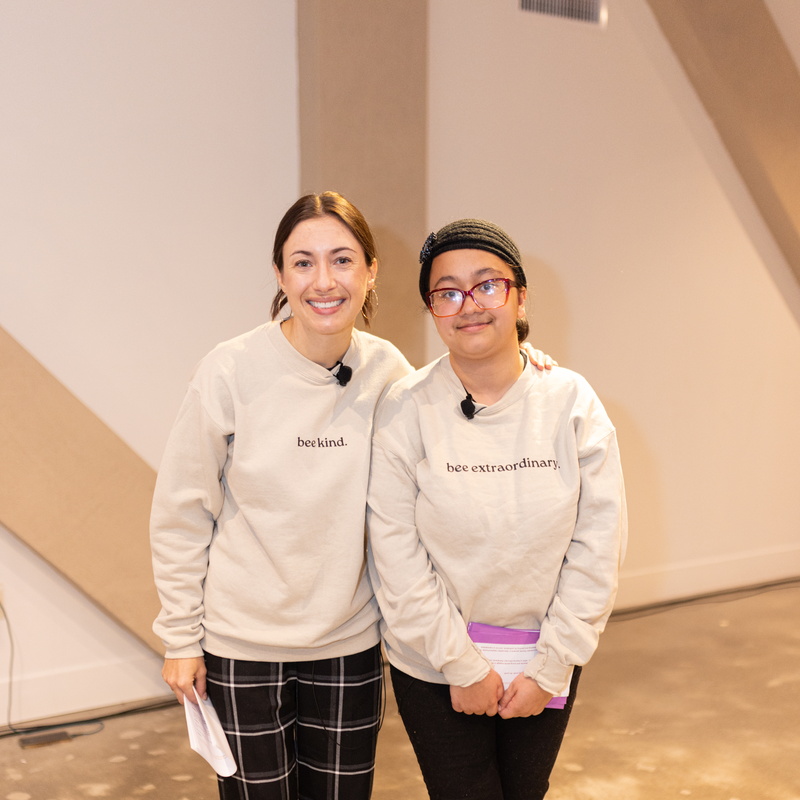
left=367, top=219, right=627, bottom=800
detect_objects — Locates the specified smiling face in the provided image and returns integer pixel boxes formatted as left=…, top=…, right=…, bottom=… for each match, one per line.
left=428, top=248, right=527, bottom=363
left=273, top=215, right=377, bottom=360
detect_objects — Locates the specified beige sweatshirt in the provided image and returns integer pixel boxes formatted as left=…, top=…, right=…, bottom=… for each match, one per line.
left=367, top=356, right=627, bottom=695
left=151, top=321, right=412, bottom=662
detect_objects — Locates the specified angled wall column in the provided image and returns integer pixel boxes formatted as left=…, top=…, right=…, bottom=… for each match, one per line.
left=298, top=0, right=429, bottom=366
left=0, top=327, right=160, bottom=652
left=645, top=0, right=800, bottom=288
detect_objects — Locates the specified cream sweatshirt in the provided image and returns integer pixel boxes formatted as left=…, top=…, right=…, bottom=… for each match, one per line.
left=367, top=356, right=627, bottom=695
left=151, top=321, right=412, bottom=662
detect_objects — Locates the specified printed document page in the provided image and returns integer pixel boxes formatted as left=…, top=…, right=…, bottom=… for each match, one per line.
left=184, top=687, right=237, bottom=776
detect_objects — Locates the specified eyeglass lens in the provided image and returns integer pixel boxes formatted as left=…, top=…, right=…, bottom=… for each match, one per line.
left=429, top=279, right=510, bottom=317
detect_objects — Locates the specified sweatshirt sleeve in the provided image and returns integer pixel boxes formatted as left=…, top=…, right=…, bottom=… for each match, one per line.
left=367, top=392, right=492, bottom=688
left=150, top=383, right=231, bottom=658
left=524, top=423, right=627, bottom=695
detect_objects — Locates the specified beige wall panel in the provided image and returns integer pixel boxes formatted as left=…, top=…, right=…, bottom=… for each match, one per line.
left=645, top=0, right=800, bottom=287
left=0, top=327, right=160, bottom=652
left=298, top=0, right=429, bottom=366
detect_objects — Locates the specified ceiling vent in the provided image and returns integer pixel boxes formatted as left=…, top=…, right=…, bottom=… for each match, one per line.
left=520, top=0, right=607, bottom=25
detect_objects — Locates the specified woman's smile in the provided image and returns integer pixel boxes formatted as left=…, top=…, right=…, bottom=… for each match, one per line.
left=308, top=297, right=346, bottom=311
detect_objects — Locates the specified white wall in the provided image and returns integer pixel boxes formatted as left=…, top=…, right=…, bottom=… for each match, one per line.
left=1, top=0, right=299, bottom=471
left=0, top=0, right=299, bottom=722
left=0, top=525, right=169, bottom=725
left=426, top=0, right=800, bottom=608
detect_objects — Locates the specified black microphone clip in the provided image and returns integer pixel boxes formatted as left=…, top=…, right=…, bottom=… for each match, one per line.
left=335, top=362, right=352, bottom=386
left=460, top=392, right=476, bottom=420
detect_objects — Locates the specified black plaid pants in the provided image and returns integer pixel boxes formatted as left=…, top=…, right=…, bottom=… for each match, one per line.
left=204, top=645, right=382, bottom=800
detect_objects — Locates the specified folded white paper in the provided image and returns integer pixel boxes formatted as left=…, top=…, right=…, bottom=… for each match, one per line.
left=184, top=687, right=237, bottom=776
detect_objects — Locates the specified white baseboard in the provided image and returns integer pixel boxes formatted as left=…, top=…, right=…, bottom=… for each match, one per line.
left=0, top=652, right=167, bottom=727
left=615, top=543, right=800, bottom=610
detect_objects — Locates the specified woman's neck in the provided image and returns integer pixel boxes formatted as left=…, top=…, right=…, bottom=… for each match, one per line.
left=279, top=317, right=351, bottom=369
left=449, top=347, right=526, bottom=406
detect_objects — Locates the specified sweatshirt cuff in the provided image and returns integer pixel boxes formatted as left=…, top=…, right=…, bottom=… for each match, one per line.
left=441, top=644, right=492, bottom=687
left=524, top=653, right=572, bottom=696
left=164, top=643, right=205, bottom=660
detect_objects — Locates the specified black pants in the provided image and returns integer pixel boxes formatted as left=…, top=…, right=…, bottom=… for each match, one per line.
left=390, top=664, right=581, bottom=800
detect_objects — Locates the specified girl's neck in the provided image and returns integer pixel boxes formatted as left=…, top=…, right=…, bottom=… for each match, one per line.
left=279, top=317, right=351, bottom=369
left=449, top=347, right=526, bottom=406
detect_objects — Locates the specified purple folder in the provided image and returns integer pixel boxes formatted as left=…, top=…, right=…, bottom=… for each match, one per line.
left=467, top=622, right=568, bottom=709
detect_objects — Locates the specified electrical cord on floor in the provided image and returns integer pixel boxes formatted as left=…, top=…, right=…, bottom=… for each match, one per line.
left=1, top=595, right=103, bottom=747
left=13, top=724, right=106, bottom=749
left=0, top=595, right=174, bottom=747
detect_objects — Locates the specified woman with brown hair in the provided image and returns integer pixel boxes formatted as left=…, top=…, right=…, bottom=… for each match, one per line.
left=151, top=192, right=410, bottom=799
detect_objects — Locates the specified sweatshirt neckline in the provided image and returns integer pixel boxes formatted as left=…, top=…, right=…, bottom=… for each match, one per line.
left=440, top=353, right=536, bottom=417
left=266, top=320, right=358, bottom=385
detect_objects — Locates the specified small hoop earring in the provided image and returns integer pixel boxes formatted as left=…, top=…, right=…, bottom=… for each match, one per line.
left=361, top=288, right=378, bottom=325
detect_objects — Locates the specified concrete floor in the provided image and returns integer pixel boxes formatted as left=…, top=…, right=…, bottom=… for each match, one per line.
left=2, top=582, right=799, bottom=799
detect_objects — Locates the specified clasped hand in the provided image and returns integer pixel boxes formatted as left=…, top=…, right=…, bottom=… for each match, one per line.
left=450, top=670, right=554, bottom=718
